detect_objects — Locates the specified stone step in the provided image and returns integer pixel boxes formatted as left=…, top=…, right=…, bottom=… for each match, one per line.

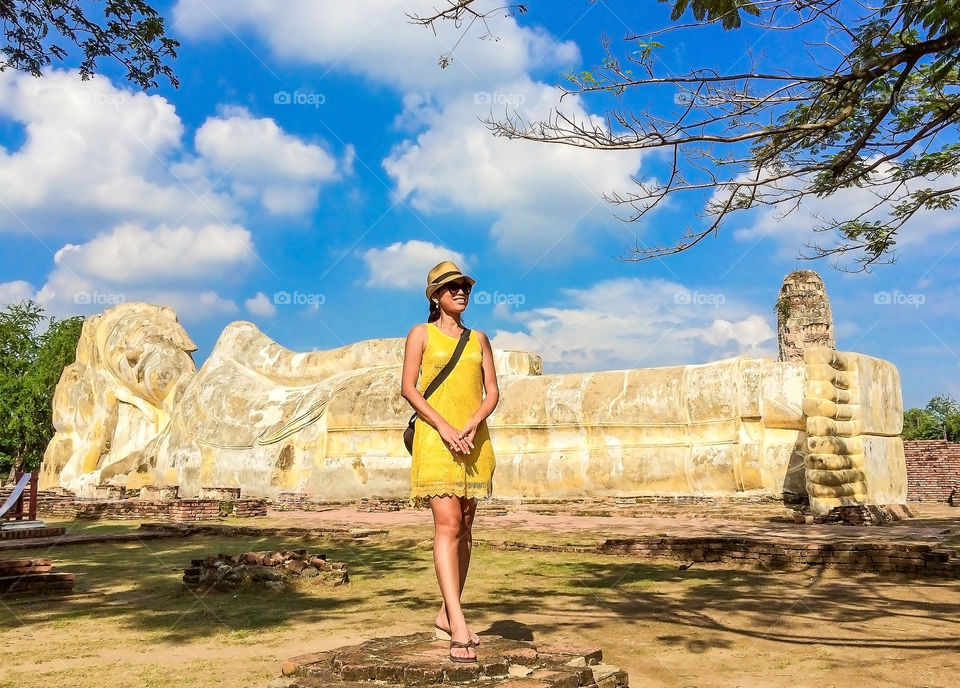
left=0, top=572, right=75, bottom=594
left=0, top=557, right=52, bottom=573
left=0, top=526, right=67, bottom=539
left=0, top=563, right=52, bottom=576
left=0, top=529, right=176, bottom=552
left=0, top=520, right=47, bottom=531
left=274, top=633, right=628, bottom=687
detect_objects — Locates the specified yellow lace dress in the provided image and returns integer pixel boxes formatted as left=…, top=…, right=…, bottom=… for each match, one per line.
left=408, top=322, right=495, bottom=507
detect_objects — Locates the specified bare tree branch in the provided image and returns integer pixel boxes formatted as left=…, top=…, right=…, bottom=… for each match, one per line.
left=411, top=0, right=960, bottom=271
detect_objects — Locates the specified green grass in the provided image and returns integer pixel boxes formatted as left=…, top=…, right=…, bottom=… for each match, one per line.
left=0, top=527, right=742, bottom=686
left=2, top=520, right=958, bottom=688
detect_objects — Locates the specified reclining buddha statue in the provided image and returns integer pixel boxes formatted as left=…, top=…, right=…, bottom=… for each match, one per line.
left=39, top=271, right=906, bottom=515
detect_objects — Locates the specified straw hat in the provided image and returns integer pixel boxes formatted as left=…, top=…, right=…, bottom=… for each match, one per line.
left=425, top=260, right=476, bottom=301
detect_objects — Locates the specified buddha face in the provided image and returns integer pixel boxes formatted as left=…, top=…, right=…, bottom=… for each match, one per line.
left=118, top=335, right=195, bottom=406
left=101, top=306, right=198, bottom=407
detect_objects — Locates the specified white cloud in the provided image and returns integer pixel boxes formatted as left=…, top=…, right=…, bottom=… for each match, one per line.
left=142, top=290, right=239, bottom=319
left=384, top=79, right=646, bottom=261
left=0, top=69, right=235, bottom=232
left=171, top=0, right=645, bottom=263
left=172, top=0, right=578, bottom=95
left=490, top=277, right=777, bottom=372
left=730, top=162, right=960, bottom=263
left=0, top=280, right=36, bottom=307
left=361, top=240, right=469, bottom=289
left=245, top=291, right=278, bottom=317
left=25, top=264, right=240, bottom=323
left=690, top=315, right=774, bottom=349
left=342, top=144, right=356, bottom=176
left=53, top=222, right=255, bottom=285
left=19, top=222, right=255, bottom=322
left=0, top=69, right=350, bottom=322
left=0, top=70, right=345, bottom=236
left=192, top=107, right=339, bottom=214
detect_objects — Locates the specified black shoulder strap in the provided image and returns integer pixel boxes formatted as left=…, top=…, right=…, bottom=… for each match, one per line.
left=422, top=327, right=471, bottom=401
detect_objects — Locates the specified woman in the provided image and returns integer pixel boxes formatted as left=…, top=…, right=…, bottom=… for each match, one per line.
left=400, top=260, right=499, bottom=664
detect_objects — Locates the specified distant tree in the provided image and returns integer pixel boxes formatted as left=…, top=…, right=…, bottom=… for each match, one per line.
left=925, top=394, right=960, bottom=441
left=947, top=414, right=960, bottom=444
left=1, top=0, right=179, bottom=88
left=902, top=407, right=941, bottom=440
left=0, top=300, right=83, bottom=480
left=411, top=0, right=960, bottom=272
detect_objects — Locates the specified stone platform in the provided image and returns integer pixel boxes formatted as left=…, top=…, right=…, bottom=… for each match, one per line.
left=0, top=525, right=66, bottom=540
left=273, top=632, right=628, bottom=688
left=0, top=557, right=75, bottom=595
left=0, top=528, right=179, bottom=552
left=0, top=486, right=268, bottom=522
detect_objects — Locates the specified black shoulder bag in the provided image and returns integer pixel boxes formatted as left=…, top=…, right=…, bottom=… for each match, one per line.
left=404, top=327, right=471, bottom=455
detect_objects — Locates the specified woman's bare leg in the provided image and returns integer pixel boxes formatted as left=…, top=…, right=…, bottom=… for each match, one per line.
left=430, top=495, right=475, bottom=660
left=436, top=497, right=478, bottom=643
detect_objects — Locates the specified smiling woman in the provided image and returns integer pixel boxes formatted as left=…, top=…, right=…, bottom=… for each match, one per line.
left=400, top=259, right=500, bottom=664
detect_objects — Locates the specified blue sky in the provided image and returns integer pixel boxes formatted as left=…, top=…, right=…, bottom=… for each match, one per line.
left=0, top=0, right=956, bottom=409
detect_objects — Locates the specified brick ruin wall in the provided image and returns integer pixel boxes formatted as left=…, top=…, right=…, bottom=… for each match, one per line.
left=5, top=443, right=957, bottom=515
left=0, top=489, right=268, bottom=521
left=904, top=439, right=960, bottom=504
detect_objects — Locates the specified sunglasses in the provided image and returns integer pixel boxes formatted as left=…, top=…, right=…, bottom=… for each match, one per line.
left=443, top=280, right=472, bottom=294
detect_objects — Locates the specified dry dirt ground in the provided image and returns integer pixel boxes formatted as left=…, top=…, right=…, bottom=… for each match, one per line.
left=1, top=506, right=958, bottom=688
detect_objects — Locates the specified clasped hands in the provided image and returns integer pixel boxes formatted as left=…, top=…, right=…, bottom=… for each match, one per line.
left=440, top=417, right=480, bottom=455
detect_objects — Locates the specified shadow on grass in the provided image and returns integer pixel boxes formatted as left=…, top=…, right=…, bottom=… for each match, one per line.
left=3, top=533, right=959, bottom=654
left=0, top=534, right=432, bottom=643
left=462, top=550, right=960, bottom=652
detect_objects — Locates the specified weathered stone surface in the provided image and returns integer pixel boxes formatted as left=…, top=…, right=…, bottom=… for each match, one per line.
left=0, top=557, right=75, bottom=595
left=200, top=486, right=241, bottom=500
left=503, top=648, right=538, bottom=663
left=777, top=270, right=836, bottom=362
left=592, top=664, right=630, bottom=688
left=278, top=632, right=628, bottom=687
left=581, top=534, right=960, bottom=579
left=184, top=549, right=347, bottom=589
left=39, top=290, right=906, bottom=514
left=138, top=485, right=179, bottom=500
left=803, top=348, right=906, bottom=514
